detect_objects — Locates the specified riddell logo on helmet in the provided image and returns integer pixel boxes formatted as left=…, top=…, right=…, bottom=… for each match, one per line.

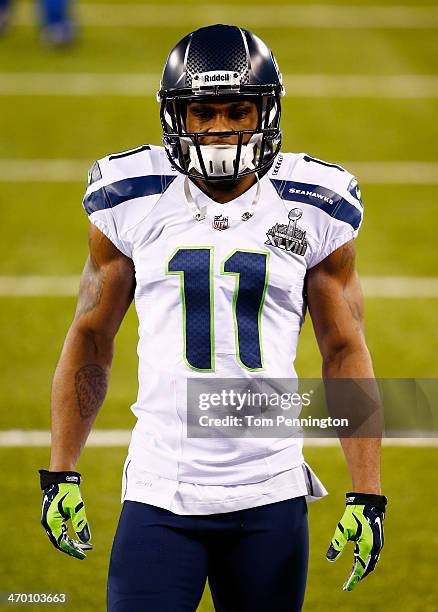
left=204, top=74, right=230, bottom=83
left=193, top=71, right=241, bottom=88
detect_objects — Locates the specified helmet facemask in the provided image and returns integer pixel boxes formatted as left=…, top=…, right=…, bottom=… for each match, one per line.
left=159, top=88, right=283, bottom=182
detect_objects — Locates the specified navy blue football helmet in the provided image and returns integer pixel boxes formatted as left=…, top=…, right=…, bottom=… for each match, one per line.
left=157, top=24, right=284, bottom=181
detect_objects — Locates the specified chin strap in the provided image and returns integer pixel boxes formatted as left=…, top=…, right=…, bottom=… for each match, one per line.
left=183, top=174, right=261, bottom=227
left=241, top=172, right=261, bottom=222
left=184, top=175, right=207, bottom=221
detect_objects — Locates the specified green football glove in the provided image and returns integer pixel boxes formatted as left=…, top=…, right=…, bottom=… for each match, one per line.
left=39, top=469, right=93, bottom=560
left=326, top=492, right=387, bottom=591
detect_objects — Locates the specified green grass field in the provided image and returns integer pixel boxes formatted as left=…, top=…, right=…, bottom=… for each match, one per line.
left=2, top=447, right=437, bottom=611
left=0, top=0, right=437, bottom=609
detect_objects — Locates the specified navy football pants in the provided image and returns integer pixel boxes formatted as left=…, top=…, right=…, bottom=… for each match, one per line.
left=107, top=497, right=309, bottom=612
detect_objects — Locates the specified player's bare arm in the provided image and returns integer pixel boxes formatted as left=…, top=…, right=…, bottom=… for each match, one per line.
left=39, top=224, right=134, bottom=559
left=307, top=239, right=386, bottom=590
left=306, top=239, right=381, bottom=494
left=50, top=224, right=135, bottom=471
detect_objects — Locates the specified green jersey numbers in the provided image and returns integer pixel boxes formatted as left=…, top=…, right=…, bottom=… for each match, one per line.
left=167, top=248, right=269, bottom=372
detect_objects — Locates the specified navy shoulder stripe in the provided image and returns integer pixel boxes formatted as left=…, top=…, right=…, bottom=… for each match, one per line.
left=83, top=175, right=176, bottom=215
left=270, top=178, right=362, bottom=230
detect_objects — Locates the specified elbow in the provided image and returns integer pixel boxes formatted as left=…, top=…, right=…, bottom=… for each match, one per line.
left=321, top=338, right=372, bottom=376
left=66, top=323, right=115, bottom=365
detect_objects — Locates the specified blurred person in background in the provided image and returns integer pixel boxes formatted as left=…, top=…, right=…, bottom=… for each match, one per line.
left=0, top=0, right=75, bottom=46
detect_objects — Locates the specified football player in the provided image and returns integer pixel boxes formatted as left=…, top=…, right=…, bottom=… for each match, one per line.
left=39, top=25, right=387, bottom=611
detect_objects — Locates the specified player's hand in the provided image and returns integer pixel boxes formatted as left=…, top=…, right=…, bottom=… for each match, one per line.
left=39, top=469, right=93, bottom=560
left=326, top=492, right=387, bottom=591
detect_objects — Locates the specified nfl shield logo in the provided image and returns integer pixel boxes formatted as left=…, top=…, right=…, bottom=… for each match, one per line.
left=212, top=214, right=229, bottom=231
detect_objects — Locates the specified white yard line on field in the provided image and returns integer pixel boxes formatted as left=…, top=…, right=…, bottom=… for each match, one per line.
left=0, top=276, right=80, bottom=296
left=0, top=159, right=89, bottom=182
left=0, top=73, right=159, bottom=97
left=0, top=276, right=438, bottom=298
left=1, top=73, right=438, bottom=98
left=342, top=161, right=438, bottom=184
left=0, top=430, right=436, bottom=447
left=0, top=429, right=130, bottom=447
left=13, top=4, right=438, bottom=28
left=361, top=277, right=438, bottom=298
left=1, top=159, right=438, bottom=184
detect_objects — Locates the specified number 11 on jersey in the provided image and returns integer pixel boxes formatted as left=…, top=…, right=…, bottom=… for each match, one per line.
left=166, top=248, right=269, bottom=372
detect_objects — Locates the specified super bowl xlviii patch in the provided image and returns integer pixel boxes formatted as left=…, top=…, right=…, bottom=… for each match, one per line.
left=265, top=208, right=308, bottom=255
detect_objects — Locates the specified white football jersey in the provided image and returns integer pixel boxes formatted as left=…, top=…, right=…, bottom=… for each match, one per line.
left=83, top=145, right=363, bottom=498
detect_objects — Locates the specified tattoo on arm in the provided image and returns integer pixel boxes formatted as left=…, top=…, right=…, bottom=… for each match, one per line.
left=74, top=364, right=107, bottom=419
left=339, top=241, right=364, bottom=332
left=75, top=255, right=104, bottom=319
